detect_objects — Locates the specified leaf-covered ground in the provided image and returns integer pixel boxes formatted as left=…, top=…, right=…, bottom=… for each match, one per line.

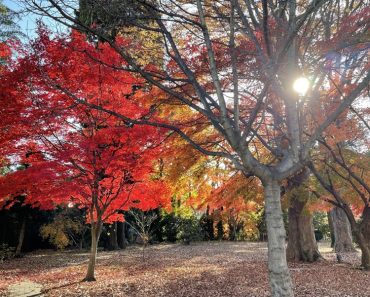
left=0, top=242, right=369, bottom=297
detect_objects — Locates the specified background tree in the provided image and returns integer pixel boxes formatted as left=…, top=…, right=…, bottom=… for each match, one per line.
left=328, top=206, right=356, bottom=252
left=310, top=145, right=370, bottom=269
left=127, top=209, right=158, bottom=260
left=285, top=171, right=321, bottom=262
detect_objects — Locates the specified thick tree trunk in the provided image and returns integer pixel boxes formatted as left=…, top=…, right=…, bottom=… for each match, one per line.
left=15, top=217, right=26, bottom=257
left=84, top=221, right=103, bottom=281
left=264, top=180, right=294, bottom=297
left=354, top=230, right=370, bottom=270
left=330, top=207, right=356, bottom=252
left=286, top=188, right=321, bottom=262
left=358, top=206, right=370, bottom=270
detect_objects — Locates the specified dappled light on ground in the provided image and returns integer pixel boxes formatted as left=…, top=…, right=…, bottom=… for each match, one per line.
left=0, top=242, right=368, bottom=297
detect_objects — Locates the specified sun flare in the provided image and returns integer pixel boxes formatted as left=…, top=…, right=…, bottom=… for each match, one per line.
left=293, top=77, right=310, bottom=96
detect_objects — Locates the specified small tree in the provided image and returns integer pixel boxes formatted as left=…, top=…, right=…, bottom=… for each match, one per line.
left=128, top=209, right=158, bottom=260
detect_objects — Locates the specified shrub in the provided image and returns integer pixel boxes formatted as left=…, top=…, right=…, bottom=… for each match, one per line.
left=0, top=244, right=15, bottom=262
left=160, top=213, right=178, bottom=243
left=40, top=212, right=84, bottom=250
left=177, top=216, right=201, bottom=244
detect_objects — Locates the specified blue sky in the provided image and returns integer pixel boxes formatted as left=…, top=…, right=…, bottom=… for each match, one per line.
left=3, top=0, right=66, bottom=39
left=4, top=0, right=39, bottom=38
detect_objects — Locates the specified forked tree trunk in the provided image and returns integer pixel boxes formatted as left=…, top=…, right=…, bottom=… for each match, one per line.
left=15, top=217, right=26, bottom=257
left=286, top=188, right=321, bottom=262
left=330, top=207, right=356, bottom=252
left=84, top=220, right=103, bottom=281
left=264, top=180, right=294, bottom=297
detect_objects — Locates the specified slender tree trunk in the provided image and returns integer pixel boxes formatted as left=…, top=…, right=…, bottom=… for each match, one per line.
left=216, top=219, right=224, bottom=240
left=286, top=188, right=321, bottom=262
left=228, top=215, right=237, bottom=241
left=15, top=217, right=26, bottom=257
left=264, top=180, right=294, bottom=297
left=108, top=222, right=119, bottom=250
left=79, top=228, right=87, bottom=250
left=84, top=220, right=103, bottom=281
left=204, top=206, right=214, bottom=240
left=330, top=207, right=355, bottom=252
left=118, top=221, right=128, bottom=249
left=327, top=211, right=335, bottom=248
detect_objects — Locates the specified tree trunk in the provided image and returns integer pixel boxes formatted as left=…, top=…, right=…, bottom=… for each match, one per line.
left=15, top=217, right=26, bottom=257
left=359, top=206, right=370, bottom=270
left=118, top=221, right=128, bottom=249
left=84, top=221, right=103, bottom=281
left=203, top=206, right=215, bottom=240
left=216, top=219, right=224, bottom=240
left=330, top=207, right=356, bottom=252
left=264, top=179, right=294, bottom=297
left=228, top=215, right=237, bottom=241
left=286, top=188, right=321, bottom=262
left=79, top=228, right=87, bottom=250
left=327, top=211, right=335, bottom=248
left=353, top=229, right=370, bottom=270
left=108, top=222, right=119, bottom=250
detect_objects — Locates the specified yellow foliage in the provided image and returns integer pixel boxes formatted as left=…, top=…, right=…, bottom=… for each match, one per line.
left=40, top=215, right=83, bottom=250
left=119, top=21, right=163, bottom=67
left=40, top=224, right=70, bottom=250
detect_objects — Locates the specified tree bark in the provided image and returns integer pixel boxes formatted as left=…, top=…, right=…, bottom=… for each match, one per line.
left=216, top=219, right=224, bottom=240
left=264, top=179, right=294, bottom=297
left=228, top=214, right=237, bottom=241
left=118, top=221, right=128, bottom=249
left=108, top=222, right=119, bottom=250
left=358, top=206, right=370, bottom=270
left=15, top=217, right=26, bottom=257
left=336, top=205, right=370, bottom=270
left=327, top=211, right=335, bottom=248
left=353, top=229, right=370, bottom=270
left=79, top=228, right=87, bottom=250
left=84, top=220, right=103, bottom=281
left=330, top=207, right=356, bottom=252
left=286, top=187, right=321, bottom=262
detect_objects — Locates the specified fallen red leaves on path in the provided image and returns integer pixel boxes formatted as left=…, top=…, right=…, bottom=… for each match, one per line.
left=0, top=242, right=369, bottom=297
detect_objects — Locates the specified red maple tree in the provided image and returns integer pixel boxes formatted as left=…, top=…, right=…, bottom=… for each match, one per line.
left=0, top=28, right=169, bottom=281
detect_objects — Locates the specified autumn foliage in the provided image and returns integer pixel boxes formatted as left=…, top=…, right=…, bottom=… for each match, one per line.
left=0, top=27, right=170, bottom=223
